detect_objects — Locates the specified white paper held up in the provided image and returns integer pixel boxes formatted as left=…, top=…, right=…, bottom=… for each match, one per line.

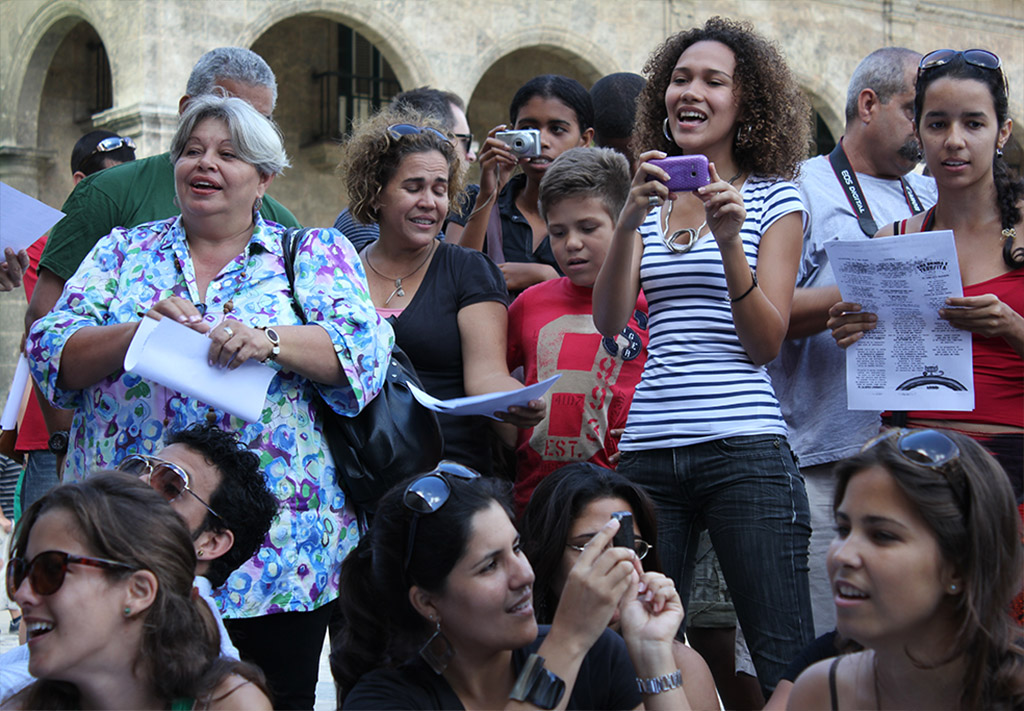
left=0, top=183, right=65, bottom=259
left=1, top=354, right=30, bottom=431
left=124, top=317, right=276, bottom=422
left=409, top=375, right=561, bottom=420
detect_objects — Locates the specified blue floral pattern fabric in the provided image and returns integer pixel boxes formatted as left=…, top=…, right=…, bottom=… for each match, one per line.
left=27, top=215, right=394, bottom=618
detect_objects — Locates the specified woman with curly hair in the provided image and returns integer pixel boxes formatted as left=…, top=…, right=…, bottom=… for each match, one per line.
left=339, top=110, right=545, bottom=474
left=593, top=16, right=814, bottom=695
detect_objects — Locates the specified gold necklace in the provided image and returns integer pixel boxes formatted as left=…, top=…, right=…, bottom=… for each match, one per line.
left=661, top=171, right=742, bottom=254
left=363, top=240, right=437, bottom=306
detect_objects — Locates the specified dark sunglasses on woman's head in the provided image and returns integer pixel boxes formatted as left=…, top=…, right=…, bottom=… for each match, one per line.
left=386, top=123, right=452, bottom=146
left=6, top=550, right=136, bottom=598
left=117, top=453, right=224, bottom=524
left=90, top=136, right=136, bottom=157
left=402, top=461, right=481, bottom=579
left=918, top=49, right=1007, bottom=94
left=862, top=428, right=969, bottom=509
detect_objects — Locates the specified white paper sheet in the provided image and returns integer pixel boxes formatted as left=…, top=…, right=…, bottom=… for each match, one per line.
left=0, top=183, right=65, bottom=259
left=1, top=354, right=30, bottom=431
left=124, top=317, right=276, bottom=422
left=824, top=231, right=973, bottom=412
left=409, top=375, right=561, bottom=420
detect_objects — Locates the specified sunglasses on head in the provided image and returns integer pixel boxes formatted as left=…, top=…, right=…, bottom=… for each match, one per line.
left=386, top=123, right=453, bottom=146
left=918, top=49, right=1007, bottom=94
left=90, top=136, right=136, bottom=157
left=117, top=454, right=224, bottom=524
left=862, top=428, right=969, bottom=508
left=7, top=550, right=136, bottom=598
left=402, top=461, right=481, bottom=580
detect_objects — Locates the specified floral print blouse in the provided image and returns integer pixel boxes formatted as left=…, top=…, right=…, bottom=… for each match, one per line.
left=27, top=216, right=394, bottom=618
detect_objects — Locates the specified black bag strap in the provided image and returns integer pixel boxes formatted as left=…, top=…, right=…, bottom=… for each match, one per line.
left=281, top=227, right=314, bottom=322
left=829, top=140, right=924, bottom=238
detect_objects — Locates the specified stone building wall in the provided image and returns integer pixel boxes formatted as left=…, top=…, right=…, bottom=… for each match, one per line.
left=1, top=0, right=1022, bottom=399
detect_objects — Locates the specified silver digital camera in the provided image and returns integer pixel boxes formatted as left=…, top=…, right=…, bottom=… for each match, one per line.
left=495, top=129, right=542, bottom=157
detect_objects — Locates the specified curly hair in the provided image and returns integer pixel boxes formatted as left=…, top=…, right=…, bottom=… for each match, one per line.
left=631, top=16, right=811, bottom=181
left=338, top=108, right=467, bottom=226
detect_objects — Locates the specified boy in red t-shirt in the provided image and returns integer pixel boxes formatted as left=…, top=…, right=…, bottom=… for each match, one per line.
left=507, top=147, right=648, bottom=512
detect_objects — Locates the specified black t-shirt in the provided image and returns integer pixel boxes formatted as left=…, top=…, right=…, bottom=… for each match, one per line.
left=781, top=630, right=840, bottom=682
left=344, top=626, right=642, bottom=710
left=494, top=174, right=562, bottom=272
left=391, top=241, right=508, bottom=473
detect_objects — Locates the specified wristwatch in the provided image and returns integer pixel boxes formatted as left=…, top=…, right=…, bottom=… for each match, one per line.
left=636, top=669, right=683, bottom=695
left=258, top=327, right=281, bottom=362
left=47, top=430, right=69, bottom=455
left=509, top=654, right=565, bottom=709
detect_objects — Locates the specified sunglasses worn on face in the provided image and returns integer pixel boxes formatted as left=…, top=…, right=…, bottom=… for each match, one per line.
left=402, top=461, right=481, bottom=580
left=117, top=454, right=225, bottom=524
left=387, top=123, right=453, bottom=146
left=7, top=550, right=136, bottom=598
left=918, top=49, right=1007, bottom=94
left=453, top=132, right=473, bottom=153
left=567, top=537, right=653, bottom=560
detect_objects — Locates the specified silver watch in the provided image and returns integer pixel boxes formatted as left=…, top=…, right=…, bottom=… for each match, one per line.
left=259, top=326, right=281, bottom=361
left=636, top=669, right=683, bottom=695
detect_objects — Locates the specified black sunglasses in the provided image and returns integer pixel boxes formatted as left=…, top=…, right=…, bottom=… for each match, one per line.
left=7, top=550, right=136, bottom=598
left=453, top=132, right=473, bottom=154
left=402, top=461, right=480, bottom=581
left=918, top=49, right=1007, bottom=94
left=117, top=453, right=225, bottom=524
left=862, top=428, right=969, bottom=509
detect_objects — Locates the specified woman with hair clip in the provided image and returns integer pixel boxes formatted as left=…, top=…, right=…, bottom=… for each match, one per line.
left=333, top=462, right=691, bottom=710
left=592, top=16, right=813, bottom=696
left=3, top=472, right=271, bottom=710
left=339, top=109, right=544, bottom=475
left=788, top=429, right=1024, bottom=709
left=829, top=48, right=1024, bottom=492
left=518, top=462, right=719, bottom=711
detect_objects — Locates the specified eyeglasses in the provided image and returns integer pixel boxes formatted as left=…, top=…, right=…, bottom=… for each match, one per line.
left=90, top=136, right=136, bottom=157
left=862, top=428, right=969, bottom=509
left=7, top=550, right=136, bottom=598
left=918, top=49, right=1007, bottom=94
left=453, top=132, right=473, bottom=154
left=386, top=123, right=452, bottom=146
left=567, top=537, right=653, bottom=561
left=117, top=454, right=225, bottom=524
left=402, top=461, right=481, bottom=581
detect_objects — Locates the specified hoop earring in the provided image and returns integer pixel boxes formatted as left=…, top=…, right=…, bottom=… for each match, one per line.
left=662, top=117, right=673, bottom=142
left=252, top=195, right=263, bottom=223
left=419, top=618, right=454, bottom=674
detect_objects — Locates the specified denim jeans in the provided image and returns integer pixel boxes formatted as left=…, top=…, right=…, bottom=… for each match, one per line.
left=20, top=450, right=60, bottom=511
left=618, top=434, right=813, bottom=695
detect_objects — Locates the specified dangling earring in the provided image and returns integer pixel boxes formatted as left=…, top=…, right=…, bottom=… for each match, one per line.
left=996, top=147, right=1004, bottom=159
left=252, top=195, right=263, bottom=223
left=662, top=117, right=673, bottom=142
left=419, top=618, right=454, bottom=674
left=735, top=123, right=752, bottom=148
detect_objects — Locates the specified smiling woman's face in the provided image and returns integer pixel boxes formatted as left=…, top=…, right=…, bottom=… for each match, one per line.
left=418, top=501, right=538, bottom=658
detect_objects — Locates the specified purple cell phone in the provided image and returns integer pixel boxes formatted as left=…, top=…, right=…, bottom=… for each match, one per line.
left=646, top=155, right=711, bottom=192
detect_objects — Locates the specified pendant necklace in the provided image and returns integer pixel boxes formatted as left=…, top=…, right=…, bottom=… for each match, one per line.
left=661, top=171, right=742, bottom=254
left=363, top=240, right=437, bottom=306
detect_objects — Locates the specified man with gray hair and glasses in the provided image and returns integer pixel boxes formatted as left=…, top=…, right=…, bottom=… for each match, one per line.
left=768, top=47, right=938, bottom=636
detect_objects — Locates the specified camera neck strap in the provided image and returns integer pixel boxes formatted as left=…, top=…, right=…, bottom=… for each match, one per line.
left=828, top=139, right=924, bottom=237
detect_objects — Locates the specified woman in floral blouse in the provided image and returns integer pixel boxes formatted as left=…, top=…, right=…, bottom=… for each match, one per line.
left=26, top=93, right=393, bottom=709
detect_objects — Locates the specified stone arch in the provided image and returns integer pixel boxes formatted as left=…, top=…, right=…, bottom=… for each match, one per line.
left=1, top=1, right=110, bottom=148
left=236, top=0, right=432, bottom=93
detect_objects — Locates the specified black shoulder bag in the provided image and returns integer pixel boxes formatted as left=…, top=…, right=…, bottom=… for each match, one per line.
left=281, top=228, right=443, bottom=516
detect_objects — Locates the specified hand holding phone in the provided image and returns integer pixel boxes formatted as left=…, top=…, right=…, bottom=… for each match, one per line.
left=645, top=155, right=710, bottom=192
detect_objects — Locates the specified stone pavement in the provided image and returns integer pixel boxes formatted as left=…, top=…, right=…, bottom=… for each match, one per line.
left=0, top=608, right=336, bottom=710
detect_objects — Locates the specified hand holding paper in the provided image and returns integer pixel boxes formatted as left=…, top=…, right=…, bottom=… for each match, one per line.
left=124, top=317, right=276, bottom=422
left=410, top=375, right=561, bottom=421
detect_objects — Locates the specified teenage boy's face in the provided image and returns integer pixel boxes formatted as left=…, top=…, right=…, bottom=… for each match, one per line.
left=546, top=195, right=615, bottom=288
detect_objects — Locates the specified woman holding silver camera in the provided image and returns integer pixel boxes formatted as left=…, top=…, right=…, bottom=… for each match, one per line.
left=456, top=75, right=594, bottom=294
left=339, top=109, right=545, bottom=474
